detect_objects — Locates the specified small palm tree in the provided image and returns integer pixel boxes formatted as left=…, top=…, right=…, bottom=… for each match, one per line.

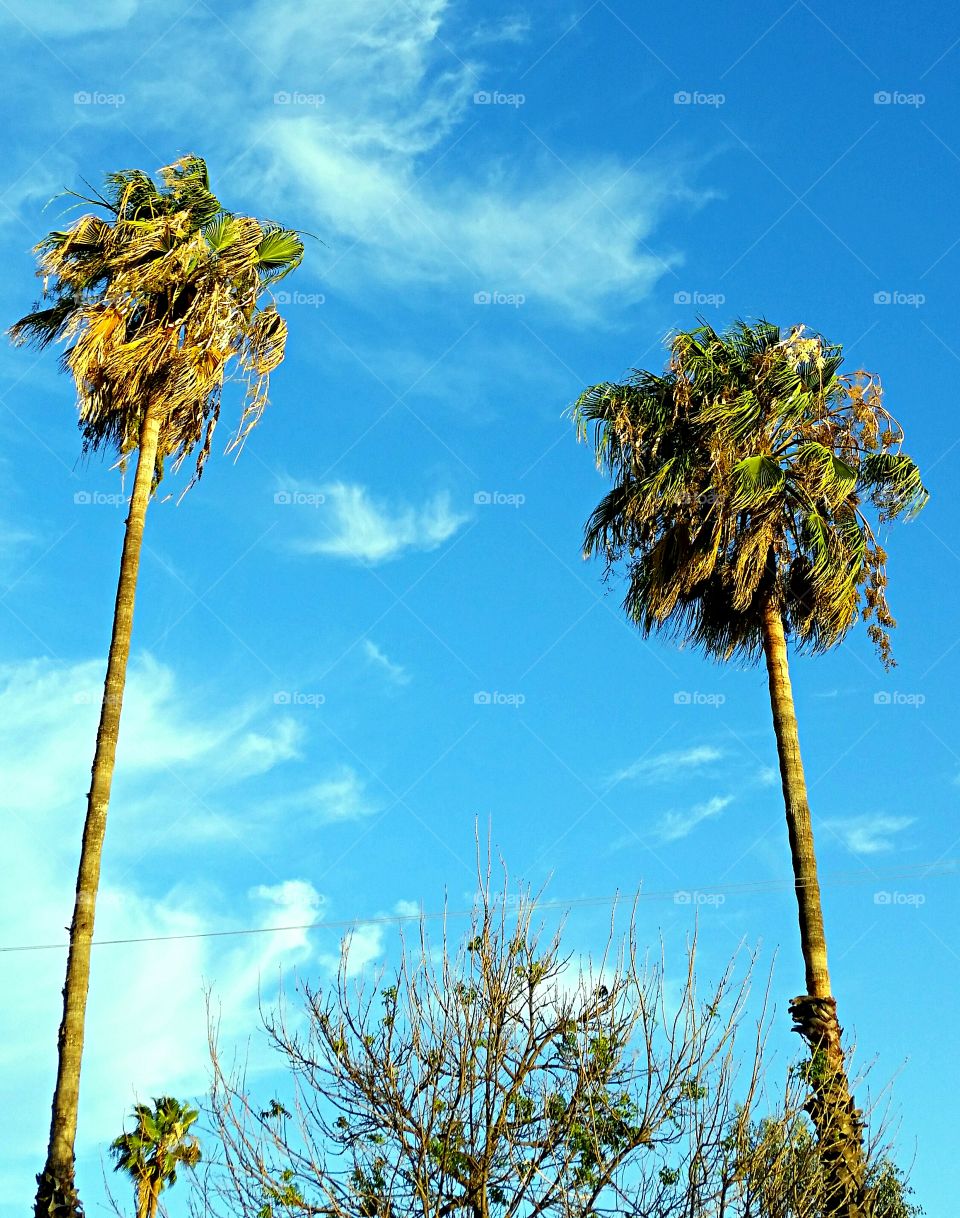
left=12, top=156, right=303, bottom=1218
left=110, top=1096, right=201, bottom=1218
left=573, top=319, right=927, bottom=1218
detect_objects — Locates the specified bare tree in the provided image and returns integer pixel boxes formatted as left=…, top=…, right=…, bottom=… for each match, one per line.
left=201, top=875, right=917, bottom=1218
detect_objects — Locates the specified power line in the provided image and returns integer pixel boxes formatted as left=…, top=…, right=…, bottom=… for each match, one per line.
left=1, top=858, right=955, bottom=955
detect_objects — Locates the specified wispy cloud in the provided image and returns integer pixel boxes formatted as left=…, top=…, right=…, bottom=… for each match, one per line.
left=295, top=481, right=468, bottom=562
left=303, top=766, right=382, bottom=824
left=363, top=640, right=410, bottom=684
left=243, top=0, right=698, bottom=319
left=469, top=15, right=533, bottom=44
left=824, top=814, right=915, bottom=855
left=656, top=795, right=733, bottom=843
left=610, top=745, right=724, bottom=786
left=0, top=654, right=303, bottom=814
left=0, top=0, right=141, bottom=34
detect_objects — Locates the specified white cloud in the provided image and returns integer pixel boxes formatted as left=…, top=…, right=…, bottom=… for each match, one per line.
left=241, top=0, right=696, bottom=318
left=0, top=0, right=141, bottom=34
left=469, top=15, right=532, bottom=44
left=229, top=719, right=305, bottom=780
left=295, top=481, right=467, bottom=562
left=610, top=745, right=724, bottom=786
left=304, top=766, right=382, bottom=823
left=271, top=119, right=685, bottom=317
left=0, top=655, right=303, bottom=816
left=363, top=640, right=410, bottom=684
left=824, top=814, right=915, bottom=855
left=656, top=795, right=733, bottom=844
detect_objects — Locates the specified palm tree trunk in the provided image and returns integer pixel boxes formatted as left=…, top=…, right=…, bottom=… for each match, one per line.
left=136, top=1177, right=150, bottom=1218
left=146, top=1175, right=162, bottom=1218
left=759, top=598, right=871, bottom=1218
left=36, top=407, right=162, bottom=1218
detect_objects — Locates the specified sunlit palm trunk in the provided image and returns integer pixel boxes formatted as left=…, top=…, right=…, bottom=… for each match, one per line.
left=37, top=407, right=162, bottom=1216
left=136, top=1177, right=150, bottom=1218
left=146, top=1173, right=162, bottom=1218
left=759, top=599, right=831, bottom=998
left=760, top=597, right=870, bottom=1218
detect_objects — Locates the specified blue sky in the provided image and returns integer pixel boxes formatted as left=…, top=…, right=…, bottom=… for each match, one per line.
left=1, top=0, right=958, bottom=1211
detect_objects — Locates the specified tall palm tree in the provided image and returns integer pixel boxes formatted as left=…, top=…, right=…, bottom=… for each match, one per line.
left=110, top=1096, right=201, bottom=1218
left=572, top=320, right=927, bottom=1218
left=11, top=155, right=303, bottom=1217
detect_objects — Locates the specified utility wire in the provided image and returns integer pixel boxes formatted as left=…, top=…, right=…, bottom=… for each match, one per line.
left=1, top=857, right=955, bottom=955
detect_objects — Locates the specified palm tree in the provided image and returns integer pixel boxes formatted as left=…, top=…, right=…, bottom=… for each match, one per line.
left=11, top=156, right=303, bottom=1217
left=110, top=1096, right=201, bottom=1218
left=572, top=320, right=927, bottom=1218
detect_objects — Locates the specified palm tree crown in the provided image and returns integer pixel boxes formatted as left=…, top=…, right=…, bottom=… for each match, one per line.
left=110, top=1096, right=201, bottom=1218
left=573, top=320, right=927, bottom=667
left=11, top=154, right=304, bottom=490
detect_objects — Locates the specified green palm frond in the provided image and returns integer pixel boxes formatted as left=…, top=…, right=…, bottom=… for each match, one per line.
left=860, top=452, right=928, bottom=520
left=731, top=455, right=786, bottom=510
left=255, top=227, right=305, bottom=281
